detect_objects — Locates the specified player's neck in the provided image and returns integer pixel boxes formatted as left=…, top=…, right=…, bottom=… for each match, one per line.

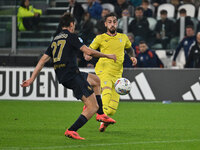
left=106, top=32, right=117, bottom=37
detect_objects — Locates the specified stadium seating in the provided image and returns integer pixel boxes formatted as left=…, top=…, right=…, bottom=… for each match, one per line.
left=157, top=3, right=175, bottom=19
left=0, top=16, right=11, bottom=47
left=155, top=50, right=174, bottom=68
left=17, top=15, right=59, bottom=48
left=81, top=3, right=88, bottom=12
left=191, top=17, right=198, bottom=33
left=148, top=4, right=155, bottom=16
left=147, top=17, right=157, bottom=31
left=198, top=6, right=200, bottom=21
left=177, top=4, right=195, bottom=18
left=0, top=0, right=199, bottom=68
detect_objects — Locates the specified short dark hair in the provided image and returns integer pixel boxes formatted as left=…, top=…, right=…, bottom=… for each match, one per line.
left=59, top=12, right=75, bottom=28
left=143, top=0, right=149, bottom=4
left=186, top=25, right=194, bottom=30
left=53, top=12, right=75, bottom=37
left=135, top=7, right=144, bottom=12
left=104, top=12, right=117, bottom=22
left=179, top=8, right=186, bottom=14
left=139, top=41, right=146, bottom=45
left=160, top=10, right=167, bottom=15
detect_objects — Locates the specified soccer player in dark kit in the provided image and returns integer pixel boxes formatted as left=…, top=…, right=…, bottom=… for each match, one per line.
left=21, top=12, right=117, bottom=140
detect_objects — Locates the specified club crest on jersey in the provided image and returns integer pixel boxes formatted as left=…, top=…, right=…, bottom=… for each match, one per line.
left=104, top=81, right=107, bottom=85
left=119, top=38, right=122, bottom=42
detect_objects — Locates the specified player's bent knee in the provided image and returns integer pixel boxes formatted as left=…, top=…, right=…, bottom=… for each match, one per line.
left=94, top=75, right=100, bottom=87
left=88, top=73, right=100, bottom=87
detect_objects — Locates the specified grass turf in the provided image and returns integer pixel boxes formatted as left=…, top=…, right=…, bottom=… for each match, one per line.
left=0, top=100, right=200, bottom=150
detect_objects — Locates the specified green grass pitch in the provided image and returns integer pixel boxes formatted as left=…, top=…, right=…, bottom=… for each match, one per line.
left=0, top=100, right=200, bottom=150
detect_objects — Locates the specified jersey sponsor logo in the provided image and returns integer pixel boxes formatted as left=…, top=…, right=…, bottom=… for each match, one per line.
left=182, top=79, right=200, bottom=101
left=53, top=64, right=66, bottom=70
left=120, top=72, right=156, bottom=100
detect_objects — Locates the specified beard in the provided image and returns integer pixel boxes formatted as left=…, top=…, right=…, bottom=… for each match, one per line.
left=108, top=27, right=116, bottom=34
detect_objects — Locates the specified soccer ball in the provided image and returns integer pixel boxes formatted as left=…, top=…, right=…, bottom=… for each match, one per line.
left=114, top=78, right=131, bottom=95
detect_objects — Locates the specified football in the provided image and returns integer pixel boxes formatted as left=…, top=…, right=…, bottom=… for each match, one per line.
left=114, top=78, right=132, bottom=95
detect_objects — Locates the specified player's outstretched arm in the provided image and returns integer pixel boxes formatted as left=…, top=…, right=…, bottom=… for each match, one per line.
left=80, top=45, right=116, bottom=62
left=21, top=54, right=50, bottom=87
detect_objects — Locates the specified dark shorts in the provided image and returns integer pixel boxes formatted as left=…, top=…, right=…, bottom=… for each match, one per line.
left=62, top=72, right=94, bottom=100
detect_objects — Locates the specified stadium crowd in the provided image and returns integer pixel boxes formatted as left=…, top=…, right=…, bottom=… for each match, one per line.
left=16, top=0, right=200, bottom=68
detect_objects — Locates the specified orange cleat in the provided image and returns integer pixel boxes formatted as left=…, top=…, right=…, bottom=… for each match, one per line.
left=65, top=129, right=85, bottom=140
left=96, top=114, right=116, bottom=124
left=99, top=122, right=109, bottom=132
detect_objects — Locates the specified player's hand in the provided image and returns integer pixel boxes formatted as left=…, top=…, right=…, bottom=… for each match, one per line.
left=130, top=57, right=137, bottom=66
left=172, top=61, right=176, bottom=66
left=107, top=54, right=116, bottom=62
left=20, top=79, right=33, bottom=87
left=84, top=53, right=92, bottom=61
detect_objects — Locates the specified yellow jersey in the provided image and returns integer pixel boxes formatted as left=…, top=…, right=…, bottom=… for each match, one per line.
left=90, top=33, right=131, bottom=76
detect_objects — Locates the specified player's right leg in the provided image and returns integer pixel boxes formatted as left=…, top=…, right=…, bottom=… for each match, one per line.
left=63, top=74, right=98, bottom=140
left=98, top=79, right=116, bottom=132
left=65, top=94, right=98, bottom=140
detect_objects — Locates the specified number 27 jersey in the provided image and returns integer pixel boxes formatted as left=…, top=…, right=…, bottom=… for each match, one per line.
left=45, top=29, right=83, bottom=83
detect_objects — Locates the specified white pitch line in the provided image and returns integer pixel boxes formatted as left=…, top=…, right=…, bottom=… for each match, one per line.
left=1, top=139, right=200, bottom=150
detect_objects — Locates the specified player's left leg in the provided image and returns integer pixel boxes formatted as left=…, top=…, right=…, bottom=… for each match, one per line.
left=63, top=74, right=98, bottom=140
left=99, top=87, right=120, bottom=132
left=107, top=87, right=120, bottom=116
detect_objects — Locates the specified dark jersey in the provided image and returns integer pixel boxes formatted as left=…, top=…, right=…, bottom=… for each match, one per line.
left=45, top=29, right=83, bottom=83
left=185, top=42, right=200, bottom=68
left=136, top=49, right=164, bottom=68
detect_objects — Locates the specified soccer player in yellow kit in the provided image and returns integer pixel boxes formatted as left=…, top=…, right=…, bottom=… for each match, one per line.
left=85, top=13, right=137, bottom=132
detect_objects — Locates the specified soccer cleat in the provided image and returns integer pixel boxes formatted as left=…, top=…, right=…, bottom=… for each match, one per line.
left=99, top=122, right=109, bottom=132
left=96, top=114, right=116, bottom=124
left=65, top=129, right=85, bottom=140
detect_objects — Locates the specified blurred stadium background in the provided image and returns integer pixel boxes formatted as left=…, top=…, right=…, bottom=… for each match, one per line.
left=0, top=0, right=200, bottom=68
left=0, top=0, right=200, bottom=149
left=0, top=0, right=199, bottom=101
